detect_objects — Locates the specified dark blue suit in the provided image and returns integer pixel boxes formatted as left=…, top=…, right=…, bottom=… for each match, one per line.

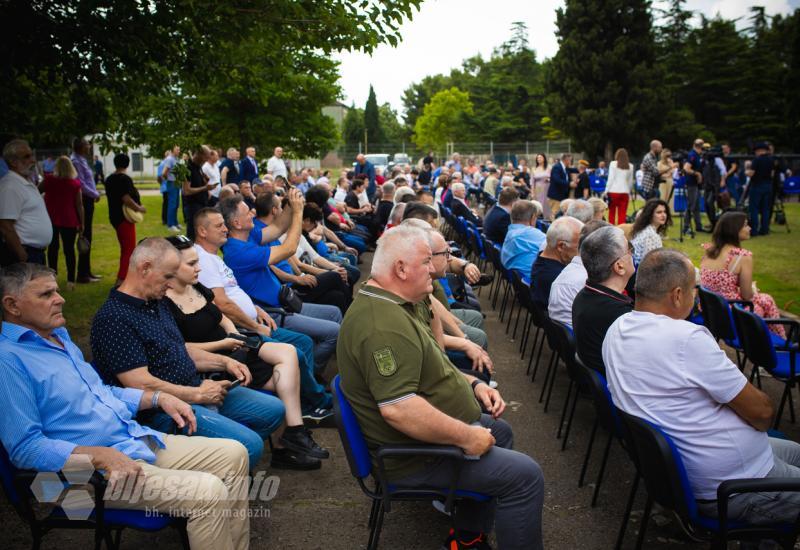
left=483, top=205, right=511, bottom=244
left=547, top=162, right=570, bottom=201
left=354, top=161, right=376, bottom=199
left=239, top=156, right=259, bottom=184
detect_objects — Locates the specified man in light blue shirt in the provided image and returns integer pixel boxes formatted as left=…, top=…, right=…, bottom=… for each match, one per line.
left=501, top=200, right=546, bottom=280
left=0, top=262, right=251, bottom=549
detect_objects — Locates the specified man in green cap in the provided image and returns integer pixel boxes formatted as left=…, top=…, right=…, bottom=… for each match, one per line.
left=337, top=224, right=544, bottom=550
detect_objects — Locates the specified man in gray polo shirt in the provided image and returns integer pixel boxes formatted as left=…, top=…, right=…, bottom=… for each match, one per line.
left=0, top=139, right=52, bottom=266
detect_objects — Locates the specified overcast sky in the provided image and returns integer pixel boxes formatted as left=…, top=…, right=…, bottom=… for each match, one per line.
left=334, top=0, right=798, bottom=116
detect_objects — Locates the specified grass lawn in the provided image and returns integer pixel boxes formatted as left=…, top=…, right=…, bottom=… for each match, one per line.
left=54, top=195, right=800, bottom=355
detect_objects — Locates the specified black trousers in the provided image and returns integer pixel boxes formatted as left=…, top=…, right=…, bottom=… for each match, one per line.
left=161, top=192, right=169, bottom=225
left=183, top=201, right=206, bottom=240
left=294, top=270, right=352, bottom=314
left=77, top=195, right=94, bottom=278
left=48, top=226, right=78, bottom=282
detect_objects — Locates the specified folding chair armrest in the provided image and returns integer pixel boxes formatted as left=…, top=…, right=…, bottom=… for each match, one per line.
left=375, top=444, right=469, bottom=514
left=717, top=478, right=800, bottom=530
left=764, top=319, right=800, bottom=346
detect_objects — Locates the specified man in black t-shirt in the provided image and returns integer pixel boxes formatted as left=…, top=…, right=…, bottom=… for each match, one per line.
left=375, top=181, right=395, bottom=229
left=746, top=142, right=774, bottom=236
left=530, top=216, right=582, bottom=309
left=183, top=146, right=216, bottom=239
left=103, top=153, right=145, bottom=284
left=572, top=226, right=634, bottom=374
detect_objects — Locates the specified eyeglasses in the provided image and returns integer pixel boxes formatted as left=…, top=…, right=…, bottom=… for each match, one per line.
left=609, top=241, right=634, bottom=269
left=432, top=249, right=451, bottom=259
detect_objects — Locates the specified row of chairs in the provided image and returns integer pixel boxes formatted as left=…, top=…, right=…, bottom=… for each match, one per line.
left=449, top=214, right=800, bottom=548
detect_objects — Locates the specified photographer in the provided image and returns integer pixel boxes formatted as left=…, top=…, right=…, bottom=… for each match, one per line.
left=682, top=139, right=706, bottom=235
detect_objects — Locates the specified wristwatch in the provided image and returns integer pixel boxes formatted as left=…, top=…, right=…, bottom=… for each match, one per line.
left=471, top=379, right=486, bottom=392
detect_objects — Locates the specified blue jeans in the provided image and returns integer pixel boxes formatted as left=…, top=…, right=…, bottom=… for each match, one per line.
left=145, top=386, right=285, bottom=468
left=274, top=302, right=341, bottom=372
left=336, top=232, right=366, bottom=254
left=264, top=327, right=331, bottom=412
left=749, top=183, right=772, bottom=235
left=166, top=185, right=181, bottom=227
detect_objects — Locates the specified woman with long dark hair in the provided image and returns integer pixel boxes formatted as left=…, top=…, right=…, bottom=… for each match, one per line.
left=700, top=211, right=785, bottom=337
left=630, top=198, right=672, bottom=265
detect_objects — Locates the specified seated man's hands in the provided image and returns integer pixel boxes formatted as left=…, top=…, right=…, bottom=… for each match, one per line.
left=463, top=262, right=481, bottom=285
left=463, top=340, right=494, bottom=374
left=344, top=246, right=359, bottom=257
left=223, top=357, right=252, bottom=386
left=462, top=425, right=496, bottom=457
left=295, top=273, right=318, bottom=287
left=82, top=447, right=145, bottom=495
left=255, top=306, right=277, bottom=334
left=220, top=337, right=244, bottom=352
left=474, top=383, right=505, bottom=419
left=194, top=379, right=230, bottom=405
left=335, top=265, right=348, bottom=283
left=157, top=393, right=197, bottom=434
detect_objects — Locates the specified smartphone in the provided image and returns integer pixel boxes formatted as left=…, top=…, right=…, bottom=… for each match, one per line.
left=228, top=378, right=243, bottom=389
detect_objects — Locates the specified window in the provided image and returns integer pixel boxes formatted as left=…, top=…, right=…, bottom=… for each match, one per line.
left=132, top=152, right=143, bottom=172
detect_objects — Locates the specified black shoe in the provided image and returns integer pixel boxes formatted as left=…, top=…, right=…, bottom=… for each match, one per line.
left=471, top=273, right=494, bottom=287
left=270, top=448, right=321, bottom=470
left=280, top=428, right=330, bottom=459
left=302, top=407, right=334, bottom=423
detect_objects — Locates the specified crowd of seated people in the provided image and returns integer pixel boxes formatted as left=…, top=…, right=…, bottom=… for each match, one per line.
left=1, top=145, right=798, bottom=550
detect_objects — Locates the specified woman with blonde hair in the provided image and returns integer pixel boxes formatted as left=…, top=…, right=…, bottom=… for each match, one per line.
left=605, top=148, right=634, bottom=225
left=42, top=155, right=84, bottom=289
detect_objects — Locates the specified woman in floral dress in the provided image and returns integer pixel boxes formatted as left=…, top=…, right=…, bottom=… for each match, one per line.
left=700, top=211, right=785, bottom=338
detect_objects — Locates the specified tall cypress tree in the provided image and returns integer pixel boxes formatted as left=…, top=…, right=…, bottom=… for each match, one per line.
left=545, top=0, right=666, bottom=159
left=364, top=85, right=384, bottom=149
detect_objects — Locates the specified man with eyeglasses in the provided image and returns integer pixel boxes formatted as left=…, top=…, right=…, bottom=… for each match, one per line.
left=572, top=226, right=634, bottom=374
left=0, top=139, right=52, bottom=266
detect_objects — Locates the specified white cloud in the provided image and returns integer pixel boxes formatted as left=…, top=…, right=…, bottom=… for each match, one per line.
left=335, top=0, right=799, bottom=116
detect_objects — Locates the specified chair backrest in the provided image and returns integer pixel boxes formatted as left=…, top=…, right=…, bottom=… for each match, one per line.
left=731, top=305, right=777, bottom=370
left=332, top=375, right=373, bottom=480
left=617, top=409, right=699, bottom=526
left=549, top=320, right=584, bottom=384
left=784, top=176, right=800, bottom=194
left=577, top=360, right=621, bottom=436
left=697, top=287, right=737, bottom=343
left=0, top=443, right=22, bottom=508
left=510, top=269, right=533, bottom=311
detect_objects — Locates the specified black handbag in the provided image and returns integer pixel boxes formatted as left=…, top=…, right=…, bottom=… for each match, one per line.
left=278, top=284, right=303, bottom=313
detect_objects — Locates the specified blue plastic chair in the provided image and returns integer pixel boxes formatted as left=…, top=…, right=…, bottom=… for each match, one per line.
left=784, top=176, right=800, bottom=200
left=331, top=376, right=490, bottom=550
left=0, top=443, right=187, bottom=550
left=617, top=408, right=800, bottom=549
left=589, top=175, right=606, bottom=196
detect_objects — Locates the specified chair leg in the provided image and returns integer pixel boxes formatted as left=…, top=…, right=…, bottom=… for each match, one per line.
left=591, top=432, right=614, bottom=507
left=615, top=475, right=640, bottom=550
left=557, top=380, right=574, bottom=440
left=787, top=383, right=796, bottom=424
left=544, top=356, right=561, bottom=412
left=30, top=526, right=42, bottom=550
left=635, top=494, right=653, bottom=550
left=511, top=302, right=523, bottom=340
left=505, top=298, right=517, bottom=334
left=774, top=385, right=791, bottom=430
left=579, top=418, right=599, bottom=487
left=527, top=328, right=542, bottom=377
left=562, top=384, right=581, bottom=451
left=520, top=313, right=532, bottom=358
left=539, top=353, right=558, bottom=404
left=367, top=498, right=380, bottom=530
left=367, top=500, right=385, bottom=550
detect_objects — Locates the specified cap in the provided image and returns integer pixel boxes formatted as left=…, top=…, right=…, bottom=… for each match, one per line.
left=578, top=159, right=589, bottom=167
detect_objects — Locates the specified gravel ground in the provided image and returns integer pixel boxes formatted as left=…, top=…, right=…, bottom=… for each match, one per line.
left=2, top=254, right=798, bottom=550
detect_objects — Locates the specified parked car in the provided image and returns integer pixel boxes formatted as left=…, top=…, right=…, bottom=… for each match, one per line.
left=392, top=153, right=412, bottom=168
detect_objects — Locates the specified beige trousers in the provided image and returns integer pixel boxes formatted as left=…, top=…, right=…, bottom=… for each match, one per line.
left=106, top=435, right=250, bottom=550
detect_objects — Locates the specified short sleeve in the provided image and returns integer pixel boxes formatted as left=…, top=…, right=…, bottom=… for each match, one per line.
left=683, top=327, right=747, bottom=404
left=0, top=180, right=24, bottom=220
left=197, top=252, right=225, bottom=289
left=360, top=329, right=423, bottom=406
left=91, top=313, right=150, bottom=377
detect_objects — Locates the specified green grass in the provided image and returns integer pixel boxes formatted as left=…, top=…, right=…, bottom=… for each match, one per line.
left=646, top=200, right=800, bottom=317
left=54, top=195, right=800, bottom=356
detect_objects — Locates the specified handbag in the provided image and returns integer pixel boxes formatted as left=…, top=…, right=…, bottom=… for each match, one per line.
left=77, top=235, right=91, bottom=255
left=123, top=204, right=144, bottom=224
left=278, top=284, right=303, bottom=313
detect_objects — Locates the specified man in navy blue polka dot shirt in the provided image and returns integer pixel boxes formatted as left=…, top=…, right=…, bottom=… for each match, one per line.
left=92, top=237, right=285, bottom=469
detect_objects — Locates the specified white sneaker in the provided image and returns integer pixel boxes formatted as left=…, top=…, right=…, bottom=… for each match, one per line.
left=432, top=499, right=451, bottom=516
left=489, top=380, right=499, bottom=389
left=168, top=225, right=181, bottom=233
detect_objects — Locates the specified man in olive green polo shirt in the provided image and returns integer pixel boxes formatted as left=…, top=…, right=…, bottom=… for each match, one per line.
left=337, top=224, right=544, bottom=550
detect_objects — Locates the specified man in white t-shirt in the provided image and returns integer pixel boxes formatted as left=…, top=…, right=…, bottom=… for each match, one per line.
left=603, top=248, right=800, bottom=525
left=202, top=149, right=222, bottom=203
left=267, top=146, right=288, bottom=179
left=192, top=207, right=333, bottom=419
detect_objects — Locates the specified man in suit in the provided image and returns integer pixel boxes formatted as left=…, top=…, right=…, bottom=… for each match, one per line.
left=354, top=154, right=376, bottom=200
left=483, top=187, right=519, bottom=244
left=239, top=146, right=259, bottom=184
left=450, top=182, right=482, bottom=227
left=547, top=153, right=573, bottom=216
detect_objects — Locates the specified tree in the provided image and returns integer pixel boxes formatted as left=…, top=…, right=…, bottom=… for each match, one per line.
left=364, top=85, right=385, bottom=148
left=379, top=104, right=406, bottom=144
left=1, top=0, right=423, bottom=149
left=413, top=87, right=474, bottom=152
left=342, top=106, right=366, bottom=147
left=401, top=73, right=456, bottom=137
left=545, top=0, right=667, bottom=159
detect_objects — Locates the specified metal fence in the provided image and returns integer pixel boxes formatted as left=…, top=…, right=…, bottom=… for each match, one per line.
left=327, top=140, right=577, bottom=169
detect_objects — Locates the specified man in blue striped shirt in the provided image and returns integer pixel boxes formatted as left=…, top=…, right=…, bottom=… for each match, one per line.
left=0, top=262, right=251, bottom=550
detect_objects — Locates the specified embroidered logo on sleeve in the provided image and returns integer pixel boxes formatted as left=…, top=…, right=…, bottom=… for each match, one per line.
left=373, top=347, right=398, bottom=377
